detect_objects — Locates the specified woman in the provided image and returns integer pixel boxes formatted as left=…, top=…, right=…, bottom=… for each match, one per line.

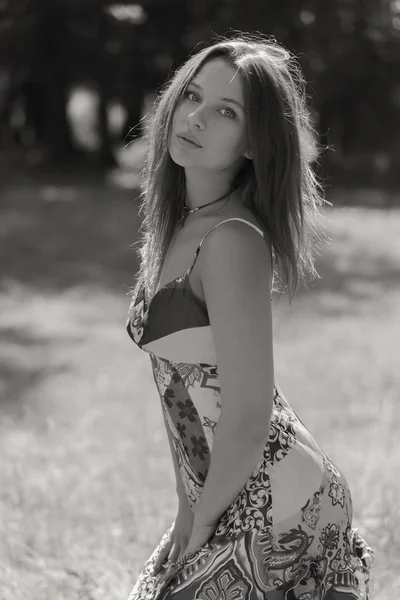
left=126, top=34, right=374, bottom=600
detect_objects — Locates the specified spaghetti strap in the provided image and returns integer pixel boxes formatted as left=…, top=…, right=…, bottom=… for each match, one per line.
left=186, top=217, right=265, bottom=277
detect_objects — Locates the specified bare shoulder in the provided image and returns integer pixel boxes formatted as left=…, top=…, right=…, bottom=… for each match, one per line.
left=198, top=216, right=273, bottom=309
left=200, top=214, right=272, bottom=275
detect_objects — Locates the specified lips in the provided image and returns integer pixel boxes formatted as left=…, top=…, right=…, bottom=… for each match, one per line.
left=177, top=133, right=202, bottom=147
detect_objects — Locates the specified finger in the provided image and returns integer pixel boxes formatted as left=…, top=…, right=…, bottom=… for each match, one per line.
left=154, top=541, right=174, bottom=571
left=153, top=557, right=167, bottom=574
left=168, top=541, right=181, bottom=564
left=154, top=553, right=169, bottom=571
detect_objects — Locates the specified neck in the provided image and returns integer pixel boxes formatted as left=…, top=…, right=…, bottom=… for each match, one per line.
left=183, top=168, right=233, bottom=210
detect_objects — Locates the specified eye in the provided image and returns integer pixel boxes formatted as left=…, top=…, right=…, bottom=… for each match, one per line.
left=220, top=107, right=237, bottom=119
left=184, top=90, right=200, bottom=102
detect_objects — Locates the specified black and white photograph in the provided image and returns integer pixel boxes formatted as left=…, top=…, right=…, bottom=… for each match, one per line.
left=1, top=2, right=399, bottom=599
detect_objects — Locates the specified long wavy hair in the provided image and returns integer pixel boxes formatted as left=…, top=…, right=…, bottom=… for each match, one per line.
left=128, top=33, right=331, bottom=312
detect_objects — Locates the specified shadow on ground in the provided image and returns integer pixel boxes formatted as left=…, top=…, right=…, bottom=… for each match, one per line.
left=0, top=178, right=142, bottom=294
left=1, top=179, right=399, bottom=298
left=1, top=176, right=400, bottom=412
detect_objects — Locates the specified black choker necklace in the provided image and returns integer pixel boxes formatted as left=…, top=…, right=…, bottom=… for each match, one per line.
left=179, top=190, right=232, bottom=228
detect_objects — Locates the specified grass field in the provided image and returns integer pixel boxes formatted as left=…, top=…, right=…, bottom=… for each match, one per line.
left=0, top=180, right=399, bottom=599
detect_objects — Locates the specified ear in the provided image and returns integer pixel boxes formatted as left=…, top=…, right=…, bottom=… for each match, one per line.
left=244, top=148, right=253, bottom=160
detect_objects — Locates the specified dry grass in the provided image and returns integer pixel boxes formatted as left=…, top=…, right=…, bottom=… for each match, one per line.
left=0, top=181, right=399, bottom=599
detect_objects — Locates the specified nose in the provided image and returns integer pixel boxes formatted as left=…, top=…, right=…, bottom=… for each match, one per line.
left=186, top=107, right=206, bottom=130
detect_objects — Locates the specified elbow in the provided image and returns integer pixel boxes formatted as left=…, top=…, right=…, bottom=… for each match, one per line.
left=219, top=373, right=274, bottom=440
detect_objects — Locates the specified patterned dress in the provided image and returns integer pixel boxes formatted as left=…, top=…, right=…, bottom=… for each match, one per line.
left=126, top=218, right=374, bottom=600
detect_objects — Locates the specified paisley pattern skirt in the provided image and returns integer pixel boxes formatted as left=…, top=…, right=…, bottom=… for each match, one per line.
left=127, top=443, right=374, bottom=600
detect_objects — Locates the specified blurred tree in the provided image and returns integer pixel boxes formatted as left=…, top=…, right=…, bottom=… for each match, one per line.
left=0, top=0, right=193, bottom=165
left=0, top=0, right=398, bottom=180
left=109, top=0, right=191, bottom=143
left=0, top=0, right=109, bottom=165
left=306, top=0, right=400, bottom=157
left=0, top=0, right=95, bottom=162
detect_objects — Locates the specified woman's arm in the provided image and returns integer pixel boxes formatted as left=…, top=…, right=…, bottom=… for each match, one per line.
left=192, top=221, right=274, bottom=530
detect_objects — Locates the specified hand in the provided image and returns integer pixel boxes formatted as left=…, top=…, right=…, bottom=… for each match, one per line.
left=153, top=496, right=194, bottom=575
left=179, top=521, right=218, bottom=559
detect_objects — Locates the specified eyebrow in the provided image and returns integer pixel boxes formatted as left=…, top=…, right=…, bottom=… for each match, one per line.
left=190, top=80, right=245, bottom=111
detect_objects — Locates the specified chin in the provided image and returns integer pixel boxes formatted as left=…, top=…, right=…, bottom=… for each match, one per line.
left=168, top=145, right=197, bottom=168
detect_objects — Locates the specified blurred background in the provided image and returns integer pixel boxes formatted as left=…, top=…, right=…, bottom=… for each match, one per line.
left=1, top=1, right=399, bottom=599
left=1, top=0, right=400, bottom=183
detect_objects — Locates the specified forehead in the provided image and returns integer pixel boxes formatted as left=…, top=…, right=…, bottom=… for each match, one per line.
left=192, top=58, right=244, bottom=101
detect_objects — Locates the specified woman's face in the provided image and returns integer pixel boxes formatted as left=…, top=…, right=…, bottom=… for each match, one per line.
left=168, top=58, right=251, bottom=173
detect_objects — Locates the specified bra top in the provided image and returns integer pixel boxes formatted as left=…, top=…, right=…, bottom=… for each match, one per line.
left=127, top=218, right=273, bottom=354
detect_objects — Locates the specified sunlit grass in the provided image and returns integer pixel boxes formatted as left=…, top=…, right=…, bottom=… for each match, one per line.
left=0, top=185, right=399, bottom=599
